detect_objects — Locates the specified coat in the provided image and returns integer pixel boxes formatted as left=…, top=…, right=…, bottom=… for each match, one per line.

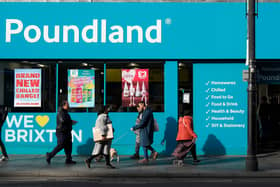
left=56, top=108, right=73, bottom=134
left=176, top=116, right=197, bottom=141
left=92, top=113, right=112, bottom=155
left=132, top=107, right=154, bottom=147
left=0, top=107, right=8, bottom=128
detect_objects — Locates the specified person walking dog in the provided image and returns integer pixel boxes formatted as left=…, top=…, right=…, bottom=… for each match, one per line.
left=172, top=110, right=200, bottom=165
left=85, top=105, right=115, bottom=169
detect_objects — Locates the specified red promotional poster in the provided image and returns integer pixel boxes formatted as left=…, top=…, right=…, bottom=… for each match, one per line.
left=122, top=69, right=149, bottom=107
left=14, top=69, right=41, bottom=107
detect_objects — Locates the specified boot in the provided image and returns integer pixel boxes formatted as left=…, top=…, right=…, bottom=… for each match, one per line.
left=138, top=158, right=149, bottom=165
left=46, top=152, right=51, bottom=165
left=85, top=159, right=91, bottom=168
left=105, top=155, right=116, bottom=169
left=130, top=153, right=140, bottom=160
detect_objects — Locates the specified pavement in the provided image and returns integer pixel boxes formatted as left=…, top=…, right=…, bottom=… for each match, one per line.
left=1, top=152, right=280, bottom=180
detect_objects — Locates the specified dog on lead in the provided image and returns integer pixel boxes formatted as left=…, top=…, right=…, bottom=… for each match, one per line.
left=95, top=148, right=119, bottom=163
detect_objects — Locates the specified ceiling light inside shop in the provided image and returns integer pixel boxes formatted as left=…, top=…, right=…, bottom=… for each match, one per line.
left=179, top=63, right=184, bottom=67
left=129, top=63, right=138, bottom=67
left=82, top=63, right=88, bottom=66
left=37, top=64, right=45, bottom=67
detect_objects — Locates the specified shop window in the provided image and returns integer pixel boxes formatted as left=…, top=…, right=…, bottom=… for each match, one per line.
left=106, top=61, right=164, bottom=112
left=178, top=62, right=193, bottom=116
left=0, top=61, right=56, bottom=112
left=57, top=61, right=104, bottom=112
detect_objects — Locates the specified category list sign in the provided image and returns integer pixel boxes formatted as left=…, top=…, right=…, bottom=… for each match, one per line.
left=194, top=64, right=248, bottom=155
left=14, top=69, right=41, bottom=107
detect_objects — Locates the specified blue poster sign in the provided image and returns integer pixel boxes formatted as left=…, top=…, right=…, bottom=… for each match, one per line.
left=194, top=64, right=248, bottom=155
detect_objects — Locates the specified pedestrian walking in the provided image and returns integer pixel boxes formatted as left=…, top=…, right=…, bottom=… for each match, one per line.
left=85, top=105, right=115, bottom=169
left=0, top=106, right=8, bottom=162
left=130, top=106, right=143, bottom=160
left=172, top=110, right=200, bottom=165
left=46, top=100, right=77, bottom=165
left=131, top=101, right=158, bottom=164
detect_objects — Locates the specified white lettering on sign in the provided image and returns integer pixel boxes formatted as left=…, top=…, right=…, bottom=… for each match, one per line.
left=5, top=19, right=162, bottom=44
left=4, top=115, right=83, bottom=143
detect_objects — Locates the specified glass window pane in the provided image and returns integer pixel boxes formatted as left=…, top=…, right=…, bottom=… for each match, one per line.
left=106, top=61, right=164, bottom=112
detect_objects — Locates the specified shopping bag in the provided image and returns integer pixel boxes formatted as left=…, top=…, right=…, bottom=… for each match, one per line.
left=93, top=123, right=114, bottom=142
left=154, top=119, right=159, bottom=132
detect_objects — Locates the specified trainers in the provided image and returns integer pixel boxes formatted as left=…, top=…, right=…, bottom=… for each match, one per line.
left=0, top=156, right=8, bottom=162
left=138, top=159, right=149, bottom=165
left=65, top=160, right=77, bottom=165
left=151, top=151, right=158, bottom=160
left=46, top=152, right=51, bottom=165
left=85, top=159, right=91, bottom=168
left=130, top=154, right=140, bottom=160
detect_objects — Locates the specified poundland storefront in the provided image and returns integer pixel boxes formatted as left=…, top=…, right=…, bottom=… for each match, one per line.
left=0, top=2, right=272, bottom=156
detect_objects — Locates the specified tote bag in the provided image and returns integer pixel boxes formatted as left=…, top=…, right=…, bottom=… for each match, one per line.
left=93, top=123, right=114, bottom=142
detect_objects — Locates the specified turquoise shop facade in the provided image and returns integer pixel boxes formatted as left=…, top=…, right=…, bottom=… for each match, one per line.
left=0, top=3, right=277, bottom=156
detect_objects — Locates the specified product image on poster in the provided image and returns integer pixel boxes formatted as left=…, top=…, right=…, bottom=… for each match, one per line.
left=122, top=69, right=149, bottom=107
left=68, top=69, right=95, bottom=108
left=14, top=69, right=41, bottom=107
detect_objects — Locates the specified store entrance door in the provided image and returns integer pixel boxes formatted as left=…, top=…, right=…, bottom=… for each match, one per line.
left=178, top=62, right=193, bottom=117
left=257, top=63, right=280, bottom=153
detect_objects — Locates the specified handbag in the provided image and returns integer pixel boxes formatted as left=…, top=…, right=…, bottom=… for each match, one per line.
left=93, top=123, right=114, bottom=142
left=153, top=119, right=159, bottom=132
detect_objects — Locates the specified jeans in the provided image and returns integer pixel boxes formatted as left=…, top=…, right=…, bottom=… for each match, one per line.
left=143, top=145, right=155, bottom=159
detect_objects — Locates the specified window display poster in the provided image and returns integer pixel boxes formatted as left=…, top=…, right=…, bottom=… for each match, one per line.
left=122, top=69, right=149, bottom=107
left=14, top=69, right=41, bottom=107
left=68, top=69, right=95, bottom=108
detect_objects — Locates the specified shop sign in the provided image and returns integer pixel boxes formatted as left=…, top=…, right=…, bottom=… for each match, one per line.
left=14, top=69, right=41, bottom=107
left=68, top=69, right=95, bottom=108
left=194, top=64, right=248, bottom=155
left=4, top=113, right=82, bottom=143
left=0, top=3, right=246, bottom=59
left=257, top=67, right=280, bottom=84
left=122, top=69, right=149, bottom=107
left=5, top=19, right=162, bottom=44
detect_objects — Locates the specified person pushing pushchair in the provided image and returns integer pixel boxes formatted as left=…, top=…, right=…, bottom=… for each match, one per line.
left=172, top=110, right=200, bottom=166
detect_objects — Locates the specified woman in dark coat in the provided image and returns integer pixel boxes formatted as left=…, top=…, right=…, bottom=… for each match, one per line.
left=132, top=101, right=158, bottom=164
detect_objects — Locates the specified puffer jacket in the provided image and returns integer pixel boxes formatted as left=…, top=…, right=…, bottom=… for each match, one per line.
left=176, top=116, right=197, bottom=141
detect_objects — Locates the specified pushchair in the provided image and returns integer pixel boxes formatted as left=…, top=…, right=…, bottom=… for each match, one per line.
left=172, top=140, right=195, bottom=167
